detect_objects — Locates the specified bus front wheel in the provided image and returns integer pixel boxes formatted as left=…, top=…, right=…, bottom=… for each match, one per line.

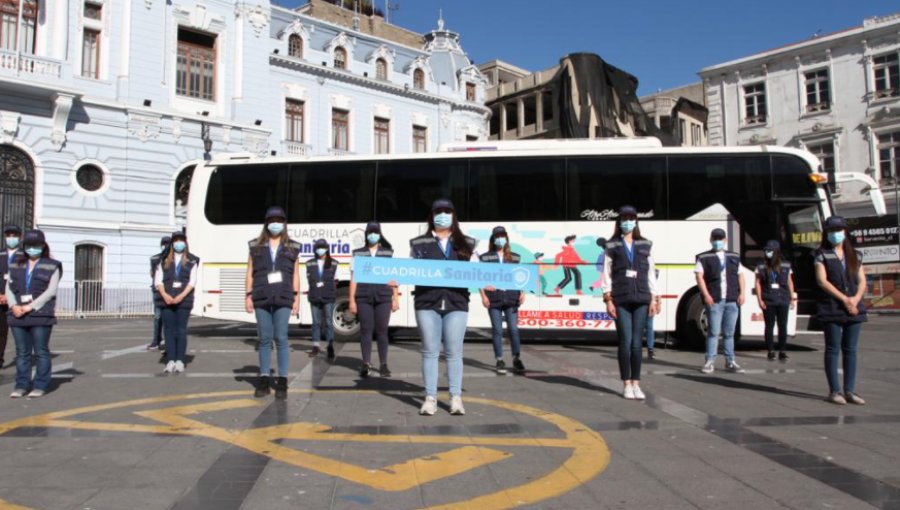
left=332, top=289, right=360, bottom=341
left=681, top=292, right=708, bottom=351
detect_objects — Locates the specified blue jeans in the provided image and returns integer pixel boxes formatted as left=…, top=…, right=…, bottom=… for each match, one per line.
left=823, top=321, right=861, bottom=394
left=162, top=307, right=190, bottom=363
left=488, top=306, right=521, bottom=359
left=152, top=304, right=164, bottom=345
left=615, top=303, right=647, bottom=381
left=255, top=306, right=291, bottom=377
left=12, top=326, right=52, bottom=391
left=645, top=316, right=655, bottom=350
left=310, top=302, right=334, bottom=346
left=416, top=309, right=467, bottom=398
left=706, top=301, right=739, bottom=362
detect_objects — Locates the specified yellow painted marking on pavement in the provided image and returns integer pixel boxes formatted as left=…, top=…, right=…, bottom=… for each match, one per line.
left=0, top=499, right=35, bottom=510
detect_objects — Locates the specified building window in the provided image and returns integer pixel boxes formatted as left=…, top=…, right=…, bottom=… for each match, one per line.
left=743, top=82, right=767, bottom=125
left=74, top=243, right=104, bottom=312
left=176, top=28, right=216, bottom=101
left=334, top=46, right=347, bottom=70
left=413, top=68, right=425, bottom=89
left=81, top=28, right=100, bottom=79
left=679, top=119, right=686, bottom=144
left=691, top=123, right=702, bottom=146
left=658, top=115, right=671, bottom=131
left=873, top=53, right=899, bottom=99
left=877, top=131, right=900, bottom=182
left=466, top=82, right=476, bottom=101
left=374, top=117, right=389, bottom=154
left=332, top=109, right=349, bottom=151
left=413, top=125, right=427, bottom=153
left=84, top=1, right=101, bottom=20
left=807, top=141, right=835, bottom=180
left=288, top=34, right=302, bottom=58
left=285, top=99, right=304, bottom=143
left=804, top=69, right=830, bottom=112
left=75, top=164, right=104, bottom=192
left=375, top=58, right=388, bottom=80
left=0, top=0, right=37, bottom=53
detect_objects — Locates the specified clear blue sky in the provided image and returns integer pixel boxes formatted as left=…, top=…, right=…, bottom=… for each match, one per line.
left=282, top=0, right=897, bottom=96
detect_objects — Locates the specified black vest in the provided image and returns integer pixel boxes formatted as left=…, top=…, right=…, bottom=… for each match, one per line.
left=306, top=258, right=337, bottom=304
left=249, top=240, right=300, bottom=308
left=150, top=253, right=163, bottom=295
left=815, top=248, right=867, bottom=323
left=605, top=238, right=653, bottom=305
left=1, top=248, right=20, bottom=296
left=410, top=233, right=476, bottom=312
left=353, top=246, right=394, bottom=304
left=479, top=251, right=522, bottom=308
left=697, top=250, right=741, bottom=302
left=154, top=253, right=200, bottom=309
left=756, top=262, right=791, bottom=306
left=7, top=257, right=62, bottom=326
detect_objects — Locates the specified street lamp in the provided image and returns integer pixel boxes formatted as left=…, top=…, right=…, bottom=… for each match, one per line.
left=200, top=121, right=213, bottom=155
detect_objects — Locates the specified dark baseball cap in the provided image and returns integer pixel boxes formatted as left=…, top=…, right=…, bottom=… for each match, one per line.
left=170, top=231, right=186, bottom=240
left=160, top=236, right=171, bottom=245
left=823, top=216, right=847, bottom=230
left=710, top=228, right=727, bottom=239
left=365, top=221, right=382, bottom=233
left=3, top=225, right=21, bottom=235
left=313, top=238, right=328, bottom=249
left=265, top=206, right=286, bottom=221
left=491, top=226, right=507, bottom=236
left=596, top=236, right=608, bottom=247
left=432, top=198, right=455, bottom=212
left=618, top=205, right=637, bottom=217
left=764, top=240, right=780, bottom=251
left=23, top=229, right=45, bottom=245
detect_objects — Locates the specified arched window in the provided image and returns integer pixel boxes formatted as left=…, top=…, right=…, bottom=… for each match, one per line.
left=174, top=165, right=195, bottom=226
left=334, top=47, right=347, bottom=70
left=375, top=58, right=388, bottom=80
left=288, top=34, right=303, bottom=58
left=413, top=68, right=425, bottom=90
left=74, top=243, right=104, bottom=313
left=0, top=145, right=35, bottom=231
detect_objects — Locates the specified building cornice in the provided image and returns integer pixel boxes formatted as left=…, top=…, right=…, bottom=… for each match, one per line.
left=78, top=96, right=273, bottom=134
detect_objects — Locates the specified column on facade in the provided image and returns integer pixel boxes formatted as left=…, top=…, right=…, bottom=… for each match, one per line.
left=499, top=101, right=507, bottom=140
left=535, top=90, right=543, bottom=133
left=517, top=97, right=525, bottom=136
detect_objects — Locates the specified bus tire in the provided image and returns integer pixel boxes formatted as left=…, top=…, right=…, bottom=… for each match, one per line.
left=681, top=292, right=708, bottom=351
left=332, top=288, right=360, bottom=341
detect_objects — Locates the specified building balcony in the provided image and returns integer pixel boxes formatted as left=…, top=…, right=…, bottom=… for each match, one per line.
left=283, top=140, right=312, bottom=156
left=328, top=147, right=354, bottom=156
left=0, top=50, right=62, bottom=80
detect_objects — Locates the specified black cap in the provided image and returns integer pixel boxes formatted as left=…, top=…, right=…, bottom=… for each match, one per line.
left=534, top=252, right=545, bottom=258
left=365, top=221, right=381, bottom=233
left=171, top=231, right=186, bottom=240
left=265, top=206, right=286, bottom=221
left=596, top=236, right=608, bottom=248
left=23, top=229, right=45, bottom=245
left=432, top=198, right=455, bottom=212
left=3, top=225, right=21, bottom=235
left=313, top=238, right=328, bottom=249
left=618, top=205, right=637, bottom=217
left=491, top=226, right=507, bottom=237
left=764, top=240, right=780, bottom=251
left=710, top=228, right=727, bottom=239
left=823, top=216, right=847, bottom=230
left=160, top=236, right=171, bottom=245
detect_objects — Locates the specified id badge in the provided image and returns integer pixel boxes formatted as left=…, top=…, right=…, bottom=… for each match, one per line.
left=625, top=270, right=638, bottom=279
left=316, top=282, right=324, bottom=288
left=20, top=294, right=33, bottom=303
left=172, top=282, right=183, bottom=289
left=267, top=272, right=283, bottom=284
left=770, top=283, right=780, bottom=289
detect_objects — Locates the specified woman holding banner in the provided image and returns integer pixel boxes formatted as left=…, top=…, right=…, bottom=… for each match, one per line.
left=409, top=199, right=478, bottom=416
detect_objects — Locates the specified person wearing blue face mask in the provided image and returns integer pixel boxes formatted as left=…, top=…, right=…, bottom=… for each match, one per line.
left=696, top=228, right=746, bottom=375
left=147, top=236, right=170, bottom=352
left=305, top=239, right=337, bottom=368
left=155, top=231, right=199, bottom=376
left=1, top=225, right=23, bottom=369
left=245, top=207, right=301, bottom=399
left=6, top=230, right=61, bottom=398
left=814, top=216, right=867, bottom=405
left=480, top=226, right=526, bottom=375
left=350, top=222, right=399, bottom=376
left=755, top=240, right=796, bottom=361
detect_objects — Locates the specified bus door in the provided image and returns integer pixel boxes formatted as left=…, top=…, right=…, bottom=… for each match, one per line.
left=780, top=202, right=823, bottom=318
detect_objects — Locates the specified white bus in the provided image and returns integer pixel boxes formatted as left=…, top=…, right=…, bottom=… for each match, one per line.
left=186, top=139, right=885, bottom=348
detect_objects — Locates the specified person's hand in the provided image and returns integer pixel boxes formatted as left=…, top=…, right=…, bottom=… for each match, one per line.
left=292, top=297, right=300, bottom=315
left=349, top=301, right=357, bottom=315
left=843, top=296, right=854, bottom=311
left=518, top=293, right=526, bottom=306
left=737, top=294, right=745, bottom=307
left=649, top=301, right=659, bottom=317
left=387, top=280, right=399, bottom=288
left=606, top=301, right=617, bottom=319
left=758, top=300, right=766, bottom=311
left=849, top=295, right=862, bottom=307
left=391, top=297, right=400, bottom=313
left=482, top=296, right=491, bottom=308
left=790, top=299, right=796, bottom=311
left=173, top=294, right=184, bottom=305
left=703, top=294, right=714, bottom=306
left=163, top=294, right=174, bottom=306
left=245, top=296, right=254, bottom=314
left=848, top=304, right=859, bottom=317
left=0, top=294, right=7, bottom=305
left=11, top=305, right=23, bottom=318
left=484, top=285, right=496, bottom=292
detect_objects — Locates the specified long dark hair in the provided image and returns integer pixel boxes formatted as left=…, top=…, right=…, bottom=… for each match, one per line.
left=610, top=221, right=645, bottom=241
left=488, top=231, right=512, bottom=262
left=365, top=223, right=392, bottom=250
left=819, top=229, right=859, bottom=277
left=427, top=208, right=472, bottom=260
left=763, top=250, right=782, bottom=269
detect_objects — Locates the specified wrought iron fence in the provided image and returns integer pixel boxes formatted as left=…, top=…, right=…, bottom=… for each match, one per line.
left=56, top=281, right=154, bottom=319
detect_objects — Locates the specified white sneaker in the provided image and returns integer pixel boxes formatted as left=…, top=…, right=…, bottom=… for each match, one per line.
left=163, top=360, right=176, bottom=374
left=701, top=361, right=715, bottom=374
left=9, top=389, right=26, bottom=398
left=26, top=389, right=45, bottom=399
left=450, top=396, right=466, bottom=415
left=419, top=396, right=437, bottom=416
left=174, top=360, right=185, bottom=373
left=623, top=385, right=635, bottom=400
left=632, top=385, right=646, bottom=400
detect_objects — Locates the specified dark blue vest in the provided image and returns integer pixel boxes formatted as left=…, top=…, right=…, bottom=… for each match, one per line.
left=1, top=248, right=20, bottom=296
left=353, top=246, right=394, bottom=304
left=7, top=257, right=62, bottom=327
left=605, top=238, right=653, bottom=305
left=479, top=251, right=522, bottom=308
left=249, top=240, right=300, bottom=308
left=697, top=250, right=741, bottom=302
left=150, top=253, right=163, bottom=298
left=815, top=248, right=867, bottom=323
left=756, top=262, right=791, bottom=306
left=154, top=253, right=200, bottom=309
left=410, top=233, right=476, bottom=312
left=305, top=257, right=337, bottom=304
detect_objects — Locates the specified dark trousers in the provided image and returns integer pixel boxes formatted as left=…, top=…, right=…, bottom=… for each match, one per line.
left=615, top=303, right=648, bottom=381
left=151, top=304, right=164, bottom=345
left=357, top=299, right=391, bottom=365
left=763, top=304, right=789, bottom=353
left=162, top=307, right=190, bottom=363
left=0, top=304, right=8, bottom=364
left=557, top=267, right=582, bottom=291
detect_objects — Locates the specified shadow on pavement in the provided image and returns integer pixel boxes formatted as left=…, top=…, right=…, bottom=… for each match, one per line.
left=668, top=372, right=824, bottom=401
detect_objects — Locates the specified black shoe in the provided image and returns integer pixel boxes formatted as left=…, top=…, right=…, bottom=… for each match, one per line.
left=273, top=377, right=288, bottom=400
left=327, top=344, right=335, bottom=361
left=379, top=364, right=391, bottom=377
left=496, top=359, right=507, bottom=375
left=647, top=349, right=656, bottom=360
left=512, top=356, right=525, bottom=372
left=778, top=351, right=789, bottom=362
left=309, top=346, right=321, bottom=358
left=359, top=363, right=370, bottom=378
left=767, top=351, right=776, bottom=361
left=254, top=376, right=271, bottom=398
left=146, top=343, right=159, bottom=351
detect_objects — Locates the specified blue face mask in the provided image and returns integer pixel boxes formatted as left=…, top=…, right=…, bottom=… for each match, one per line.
left=433, top=212, right=453, bottom=229
left=267, top=222, right=285, bottom=235
left=367, top=233, right=381, bottom=245
left=494, top=237, right=507, bottom=248
left=764, top=250, right=774, bottom=259
left=173, top=241, right=186, bottom=253
left=620, top=220, right=636, bottom=234
left=827, top=231, right=845, bottom=246
left=5, top=236, right=18, bottom=249
left=25, top=246, right=42, bottom=258
left=712, top=240, right=725, bottom=251
left=315, top=248, right=327, bottom=257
